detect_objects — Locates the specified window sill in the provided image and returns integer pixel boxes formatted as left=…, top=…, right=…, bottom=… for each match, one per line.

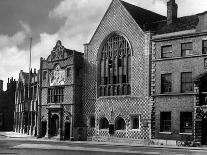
left=152, top=92, right=196, bottom=97
left=159, top=132, right=172, bottom=135
left=130, top=129, right=141, bottom=132
left=152, top=54, right=206, bottom=62
left=179, top=133, right=192, bottom=135
left=115, top=130, right=126, bottom=132
left=98, top=95, right=131, bottom=99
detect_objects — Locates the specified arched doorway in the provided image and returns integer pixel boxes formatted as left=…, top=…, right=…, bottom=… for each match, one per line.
left=51, top=114, right=59, bottom=137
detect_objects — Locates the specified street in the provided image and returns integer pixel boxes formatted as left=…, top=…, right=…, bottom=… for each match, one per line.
left=1, top=135, right=207, bottom=155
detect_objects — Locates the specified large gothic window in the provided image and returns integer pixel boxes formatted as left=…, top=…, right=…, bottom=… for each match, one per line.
left=99, top=34, right=131, bottom=97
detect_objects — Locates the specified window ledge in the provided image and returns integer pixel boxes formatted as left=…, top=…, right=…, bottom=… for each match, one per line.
left=152, top=54, right=206, bottom=62
left=152, top=92, right=197, bottom=97
left=159, top=132, right=172, bottom=135
left=115, top=130, right=126, bottom=132
left=130, top=129, right=141, bottom=132
left=179, top=133, right=192, bottom=135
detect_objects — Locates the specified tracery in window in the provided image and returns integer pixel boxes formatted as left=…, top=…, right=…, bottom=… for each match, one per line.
left=99, top=34, right=131, bottom=97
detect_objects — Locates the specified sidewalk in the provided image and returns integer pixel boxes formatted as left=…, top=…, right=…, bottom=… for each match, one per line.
left=1, top=131, right=207, bottom=151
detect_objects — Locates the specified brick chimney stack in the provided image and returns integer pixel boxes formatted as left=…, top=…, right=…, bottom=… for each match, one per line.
left=167, top=0, right=178, bottom=24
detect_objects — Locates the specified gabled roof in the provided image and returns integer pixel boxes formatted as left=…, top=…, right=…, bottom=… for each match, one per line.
left=120, top=0, right=166, bottom=31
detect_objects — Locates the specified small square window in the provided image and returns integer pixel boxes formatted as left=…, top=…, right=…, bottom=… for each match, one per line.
left=131, top=115, right=140, bottom=129
left=181, top=42, right=193, bottom=56
left=161, top=45, right=172, bottom=58
left=202, top=40, right=207, bottom=55
left=160, top=112, right=171, bottom=132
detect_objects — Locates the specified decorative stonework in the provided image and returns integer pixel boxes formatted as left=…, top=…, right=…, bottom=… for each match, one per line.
left=49, top=64, right=65, bottom=86
left=51, top=40, right=65, bottom=61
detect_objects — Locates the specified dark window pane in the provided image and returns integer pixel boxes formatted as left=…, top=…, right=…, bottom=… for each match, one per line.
left=181, top=72, right=193, bottom=93
left=132, top=117, right=139, bottom=129
left=181, top=43, right=193, bottom=56
left=161, top=74, right=172, bottom=93
left=160, top=112, right=171, bottom=132
left=203, top=40, right=207, bottom=54
left=180, top=112, right=192, bottom=133
left=161, top=45, right=172, bottom=58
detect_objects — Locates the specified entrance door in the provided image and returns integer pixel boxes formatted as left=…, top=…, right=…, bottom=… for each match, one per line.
left=202, top=116, right=207, bottom=144
left=51, top=114, right=59, bottom=137
left=64, top=122, right=70, bottom=140
left=41, top=121, right=47, bottom=137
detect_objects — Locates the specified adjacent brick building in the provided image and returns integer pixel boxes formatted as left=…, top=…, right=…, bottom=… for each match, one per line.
left=0, top=78, right=16, bottom=131
left=151, top=0, right=207, bottom=145
left=14, top=69, right=39, bottom=136
left=83, top=0, right=165, bottom=143
left=37, top=40, right=84, bottom=140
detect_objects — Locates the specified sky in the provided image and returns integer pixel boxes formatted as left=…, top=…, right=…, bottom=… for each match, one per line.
left=0, top=0, right=207, bottom=90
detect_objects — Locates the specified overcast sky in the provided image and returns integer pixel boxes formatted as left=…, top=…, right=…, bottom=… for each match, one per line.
left=0, top=0, right=207, bottom=90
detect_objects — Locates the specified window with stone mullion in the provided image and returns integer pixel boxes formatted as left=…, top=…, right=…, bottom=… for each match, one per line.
left=99, top=34, right=131, bottom=96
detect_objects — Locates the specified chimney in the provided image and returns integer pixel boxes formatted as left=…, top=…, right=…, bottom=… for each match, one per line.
left=167, top=0, right=178, bottom=24
left=0, top=80, right=3, bottom=91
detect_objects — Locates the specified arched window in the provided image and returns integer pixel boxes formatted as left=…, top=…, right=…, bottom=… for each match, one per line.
left=99, top=117, right=109, bottom=129
left=99, top=33, right=131, bottom=97
left=115, top=117, right=126, bottom=130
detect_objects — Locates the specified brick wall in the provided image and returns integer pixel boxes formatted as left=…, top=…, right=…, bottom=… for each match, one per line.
left=83, top=0, right=151, bottom=140
left=152, top=33, right=207, bottom=141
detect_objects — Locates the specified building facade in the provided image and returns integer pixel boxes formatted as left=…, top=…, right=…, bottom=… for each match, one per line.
left=83, top=0, right=165, bottom=143
left=37, top=40, right=84, bottom=140
left=0, top=78, right=16, bottom=131
left=151, top=0, right=207, bottom=145
left=14, top=69, right=39, bottom=136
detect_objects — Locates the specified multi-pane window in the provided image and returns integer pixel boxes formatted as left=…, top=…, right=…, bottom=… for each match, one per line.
left=160, top=112, right=171, bottom=132
left=161, top=45, right=172, bottom=58
left=181, top=42, right=193, bottom=56
left=99, top=34, right=131, bottom=97
left=161, top=74, right=172, bottom=93
left=131, top=115, right=140, bottom=129
left=48, top=87, right=64, bottom=103
left=203, top=40, right=207, bottom=54
left=180, top=112, right=192, bottom=133
left=181, top=72, right=193, bottom=93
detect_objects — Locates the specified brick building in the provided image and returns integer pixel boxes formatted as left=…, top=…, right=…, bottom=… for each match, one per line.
left=83, top=0, right=165, bottom=143
left=151, top=0, right=207, bottom=145
left=14, top=69, right=39, bottom=136
left=37, top=40, right=84, bottom=140
left=0, top=78, right=16, bottom=131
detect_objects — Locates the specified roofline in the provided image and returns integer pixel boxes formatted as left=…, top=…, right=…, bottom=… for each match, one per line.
left=88, top=0, right=116, bottom=44
left=151, top=30, right=207, bottom=42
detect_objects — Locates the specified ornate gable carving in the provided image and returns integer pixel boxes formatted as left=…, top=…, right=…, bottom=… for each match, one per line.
left=51, top=40, right=65, bottom=61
